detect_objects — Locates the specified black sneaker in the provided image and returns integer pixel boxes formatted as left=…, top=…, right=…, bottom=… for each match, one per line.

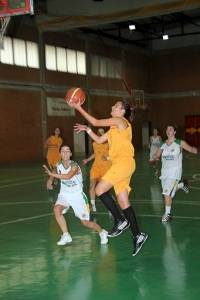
left=107, top=219, right=130, bottom=237
left=132, top=233, right=148, bottom=256
left=182, top=179, right=189, bottom=193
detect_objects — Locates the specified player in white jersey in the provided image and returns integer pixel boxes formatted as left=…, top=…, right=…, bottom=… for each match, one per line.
left=153, top=125, right=197, bottom=222
left=148, top=128, right=162, bottom=174
left=43, top=145, right=108, bottom=246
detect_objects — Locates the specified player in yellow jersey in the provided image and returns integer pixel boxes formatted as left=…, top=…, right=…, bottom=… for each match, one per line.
left=82, top=128, right=111, bottom=212
left=68, top=100, right=148, bottom=256
left=44, top=127, right=63, bottom=189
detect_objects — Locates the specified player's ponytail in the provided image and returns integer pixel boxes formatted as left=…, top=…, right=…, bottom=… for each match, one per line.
left=121, top=101, right=135, bottom=122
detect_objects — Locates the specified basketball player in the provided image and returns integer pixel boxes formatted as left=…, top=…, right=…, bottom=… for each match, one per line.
left=68, top=100, right=148, bottom=257
left=43, top=145, right=108, bottom=246
left=153, top=125, right=197, bottom=222
left=44, top=127, right=62, bottom=190
left=148, top=128, right=162, bottom=174
left=82, top=128, right=111, bottom=212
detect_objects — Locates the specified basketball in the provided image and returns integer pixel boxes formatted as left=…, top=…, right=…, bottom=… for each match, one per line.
left=65, top=87, right=85, bottom=105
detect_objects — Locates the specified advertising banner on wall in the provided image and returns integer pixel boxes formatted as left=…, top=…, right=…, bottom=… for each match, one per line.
left=47, top=97, right=75, bottom=116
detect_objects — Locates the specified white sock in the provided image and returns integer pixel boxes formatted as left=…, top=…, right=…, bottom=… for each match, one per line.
left=165, top=206, right=171, bottom=214
left=63, top=232, right=69, bottom=235
left=91, top=200, right=96, bottom=205
left=177, top=182, right=183, bottom=190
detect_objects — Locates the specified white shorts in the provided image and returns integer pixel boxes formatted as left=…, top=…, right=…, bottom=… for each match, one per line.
left=55, top=191, right=90, bottom=220
left=149, top=150, right=159, bottom=162
left=161, top=178, right=179, bottom=198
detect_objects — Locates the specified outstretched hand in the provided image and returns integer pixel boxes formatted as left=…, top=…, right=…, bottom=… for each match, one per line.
left=74, top=123, right=88, bottom=134
left=43, top=165, right=52, bottom=176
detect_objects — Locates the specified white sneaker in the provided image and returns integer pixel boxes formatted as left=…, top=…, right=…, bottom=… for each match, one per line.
left=57, top=233, right=72, bottom=245
left=99, top=229, right=108, bottom=245
left=91, top=204, right=97, bottom=212
left=48, top=185, right=53, bottom=190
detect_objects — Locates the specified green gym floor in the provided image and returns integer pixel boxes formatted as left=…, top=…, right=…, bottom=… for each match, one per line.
left=0, top=149, right=200, bottom=300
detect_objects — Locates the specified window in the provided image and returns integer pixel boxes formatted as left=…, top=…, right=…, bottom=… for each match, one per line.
left=45, top=45, right=56, bottom=71
left=13, top=38, right=26, bottom=66
left=26, top=41, right=39, bottom=68
left=0, top=36, right=13, bottom=64
left=67, top=49, right=77, bottom=73
left=56, top=47, right=67, bottom=72
left=77, top=51, right=86, bottom=75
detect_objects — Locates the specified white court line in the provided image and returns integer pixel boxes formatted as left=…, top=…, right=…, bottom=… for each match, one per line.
left=0, top=213, right=53, bottom=226
left=0, top=175, right=46, bottom=184
left=1, top=212, right=200, bottom=226
left=0, top=201, right=53, bottom=205
left=0, top=179, right=46, bottom=189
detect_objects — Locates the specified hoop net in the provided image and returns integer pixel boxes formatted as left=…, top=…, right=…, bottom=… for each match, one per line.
left=0, top=16, right=10, bottom=50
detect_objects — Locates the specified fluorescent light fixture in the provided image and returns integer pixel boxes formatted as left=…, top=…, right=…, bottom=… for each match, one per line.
left=129, top=24, right=136, bottom=30
left=163, top=34, right=169, bottom=40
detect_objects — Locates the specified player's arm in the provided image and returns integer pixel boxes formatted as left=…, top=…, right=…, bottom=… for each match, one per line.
left=148, top=136, right=152, bottom=149
left=159, top=136, right=162, bottom=142
left=44, top=136, right=51, bottom=148
left=74, top=124, right=108, bottom=144
left=181, top=140, right=197, bottom=154
left=153, top=147, right=162, bottom=159
left=43, top=164, right=78, bottom=180
left=68, top=102, right=125, bottom=128
left=82, top=153, right=95, bottom=164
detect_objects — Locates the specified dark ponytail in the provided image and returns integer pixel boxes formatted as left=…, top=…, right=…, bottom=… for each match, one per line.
left=121, top=101, right=135, bottom=122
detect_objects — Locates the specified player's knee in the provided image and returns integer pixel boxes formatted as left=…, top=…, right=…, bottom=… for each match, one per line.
left=81, top=219, right=89, bottom=227
left=54, top=205, right=62, bottom=215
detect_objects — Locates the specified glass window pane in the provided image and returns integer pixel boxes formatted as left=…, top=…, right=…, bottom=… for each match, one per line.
left=115, top=59, right=122, bottom=79
left=90, top=54, right=99, bottom=76
left=0, top=36, right=13, bottom=64
left=100, top=56, right=107, bottom=77
left=67, top=49, right=77, bottom=73
left=107, top=58, right=115, bottom=78
left=26, top=41, right=39, bottom=68
left=13, top=38, right=26, bottom=66
left=77, top=51, right=86, bottom=75
left=45, top=44, right=56, bottom=70
left=56, top=47, right=67, bottom=72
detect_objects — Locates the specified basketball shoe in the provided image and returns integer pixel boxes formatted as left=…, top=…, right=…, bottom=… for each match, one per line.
left=57, top=233, right=72, bottom=245
left=161, top=213, right=172, bottom=222
left=99, top=229, right=108, bottom=244
left=132, top=233, right=148, bottom=256
left=108, top=219, right=130, bottom=237
left=182, top=179, right=189, bottom=193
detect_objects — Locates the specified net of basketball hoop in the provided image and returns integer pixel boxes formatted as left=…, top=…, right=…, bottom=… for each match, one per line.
left=131, top=90, right=147, bottom=110
left=0, top=16, right=10, bottom=50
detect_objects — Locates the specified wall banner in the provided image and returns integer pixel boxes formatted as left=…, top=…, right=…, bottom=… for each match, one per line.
left=47, top=97, right=75, bottom=116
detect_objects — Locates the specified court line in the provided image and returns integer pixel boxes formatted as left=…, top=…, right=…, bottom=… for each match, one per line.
left=0, top=175, right=46, bottom=184
left=0, top=201, right=54, bottom=205
left=0, top=213, right=53, bottom=226
left=1, top=211, right=200, bottom=226
left=0, top=179, right=46, bottom=189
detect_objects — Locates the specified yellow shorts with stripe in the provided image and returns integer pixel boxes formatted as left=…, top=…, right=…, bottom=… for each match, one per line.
left=90, top=162, right=111, bottom=181
left=102, top=157, right=135, bottom=196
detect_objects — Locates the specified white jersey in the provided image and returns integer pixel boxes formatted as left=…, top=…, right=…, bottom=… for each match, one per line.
left=160, top=139, right=183, bottom=179
left=150, top=136, right=160, bottom=153
left=57, top=160, right=83, bottom=195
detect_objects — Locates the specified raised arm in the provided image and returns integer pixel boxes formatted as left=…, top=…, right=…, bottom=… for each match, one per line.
left=43, top=163, right=78, bottom=180
left=68, top=101, right=125, bottom=129
left=181, top=140, right=197, bottom=154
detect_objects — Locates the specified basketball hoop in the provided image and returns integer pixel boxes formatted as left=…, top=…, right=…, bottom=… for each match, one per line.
left=0, top=16, right=10, bottom=50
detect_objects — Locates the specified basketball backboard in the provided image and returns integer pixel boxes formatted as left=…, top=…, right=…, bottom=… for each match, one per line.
left=0, top=0, right=34, bottom=49
left=0, top=0, right=34, bottom=17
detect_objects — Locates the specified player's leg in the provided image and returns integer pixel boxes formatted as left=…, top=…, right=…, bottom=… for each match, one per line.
left=81, top=219, right=108, bottom=244
left=161, top=178, right=178, bottom=222
left=96, top=179, right=130, bottom=237
left=116, top=188, right=148, bottom=256
left=54, top=202, right=72, bottom=245
left=89, top=177, right=98, bottom=212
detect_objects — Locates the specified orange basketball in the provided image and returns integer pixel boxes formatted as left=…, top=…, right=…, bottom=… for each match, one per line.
left=65, top=87, right=85, bottom=105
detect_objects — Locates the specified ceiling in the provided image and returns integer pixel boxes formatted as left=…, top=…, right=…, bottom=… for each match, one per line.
left=7, top=0, right=200, bottom=50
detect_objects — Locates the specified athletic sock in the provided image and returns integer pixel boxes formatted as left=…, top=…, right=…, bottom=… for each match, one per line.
left=165, top=206, right=171, bottom=214
left=98, top=192, right=123, bottom=221
left=91, top=200, right=96, bottom=205
left=123, top=206, right=140, bottom=237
